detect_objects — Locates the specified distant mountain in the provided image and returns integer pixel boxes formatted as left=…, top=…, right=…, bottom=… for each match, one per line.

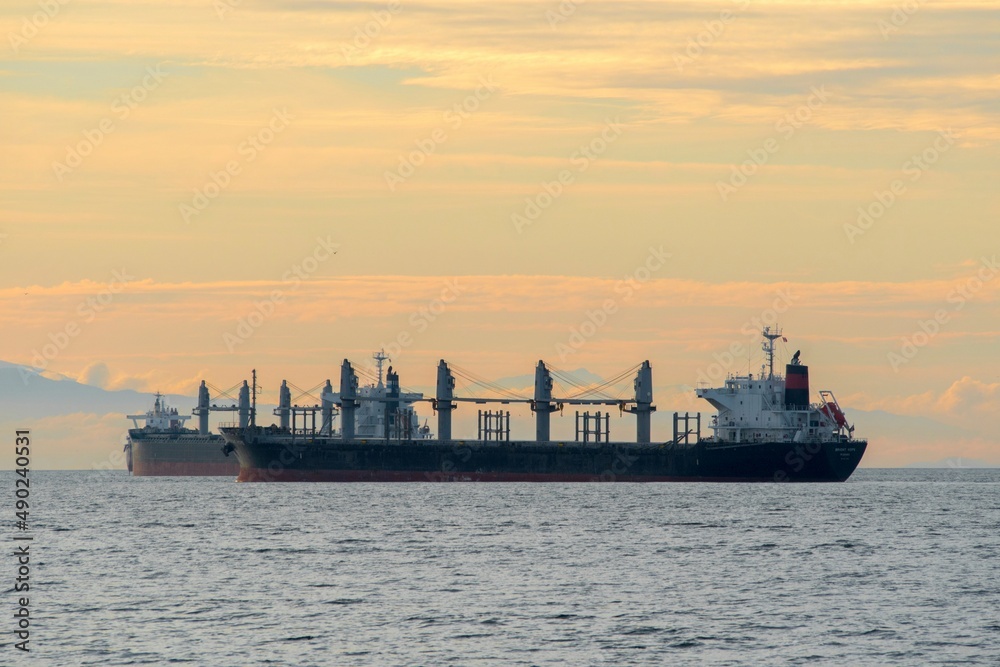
left=905, top=457, right=999, bottom=469
left=0, top=359, right=76, bottom=382
left=0, top=361, right=276, bottom=425
left=0, top=363, right=193, bottom=421
left=492, top=367, right=610, bottom=391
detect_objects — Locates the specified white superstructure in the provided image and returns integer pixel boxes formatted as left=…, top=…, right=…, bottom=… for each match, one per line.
left=353, top=350, right=432, bottom=439
left=696, top=328, right=854, bottom=445
left=127, top=393, right=192, bottom=432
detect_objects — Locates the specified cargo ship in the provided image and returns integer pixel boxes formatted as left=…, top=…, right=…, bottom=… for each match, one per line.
left=219, top=329, right=867, bottom=482
left=126, top=383, right=243, bottom=476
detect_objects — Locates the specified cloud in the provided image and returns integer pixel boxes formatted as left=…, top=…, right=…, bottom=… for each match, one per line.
left=2, top=0, right=998, bottom=470
left=844, top=376, right=1000, bottom=424
left=4, top=272, right=999, bottom=401
left=71, top=357, right=211, bottom=394
left=79, top=361, right=111, bottom=388
left=936, top=377, right=1000, bottom=416
left=4, top=271, right=1000, bottom=312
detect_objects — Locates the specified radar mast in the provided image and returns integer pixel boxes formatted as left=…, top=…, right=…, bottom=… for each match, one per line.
left=761, top=326, right=783, bottom=380
left=373, top=349, right=390, bottom=388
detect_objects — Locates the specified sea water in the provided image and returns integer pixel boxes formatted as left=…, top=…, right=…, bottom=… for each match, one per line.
left=7, top=469, right=999, bottom=666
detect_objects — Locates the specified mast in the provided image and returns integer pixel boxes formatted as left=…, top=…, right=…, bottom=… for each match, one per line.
left=373, top=349, right=389, bottom=388
left=435, top=360, right=455, bottom=441
left=340, top=359, right=359, bottom=440
left=197, top=381, right=210, bottom=434
left=761, top=326, right=782, bottom=380
left=278, top=380, right=291, bottom=430
left=251, top=368, right=257, bottom=428
left=533, top=360, right=556, bottom=442
left=631, top=361, right=654, bottom=443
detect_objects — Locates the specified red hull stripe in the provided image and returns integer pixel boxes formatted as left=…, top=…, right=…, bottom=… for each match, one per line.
left=235, top=468, right=826, bottom=483
left=132, top=461, right=240, bottom=477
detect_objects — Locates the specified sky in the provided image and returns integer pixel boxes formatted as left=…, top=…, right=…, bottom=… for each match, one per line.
left=1, top=0, right=999, bottom=468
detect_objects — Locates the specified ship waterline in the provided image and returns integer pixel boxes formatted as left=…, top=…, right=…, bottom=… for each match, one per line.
left=220, top=432, right=867, bottom=483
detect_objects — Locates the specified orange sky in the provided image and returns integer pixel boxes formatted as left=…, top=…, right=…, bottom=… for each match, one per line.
left=2, top=0, right=998, bottom=467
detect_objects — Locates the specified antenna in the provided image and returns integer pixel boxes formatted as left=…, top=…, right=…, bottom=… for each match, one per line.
left=373, top=349, right=390, bottom=387
left=251, top=368, right=257, bottom=428
left=761, top=326, right=782, bottom=380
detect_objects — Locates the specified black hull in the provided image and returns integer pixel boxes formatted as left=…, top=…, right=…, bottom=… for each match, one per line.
left=129, top=431, right=240, bottom=477
left=220, top=428, right=867, bottom=483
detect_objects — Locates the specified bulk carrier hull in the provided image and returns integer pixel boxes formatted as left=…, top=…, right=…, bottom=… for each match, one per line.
left=129, top=431, right=240, bottom=477
left=220, top=428, right=867, bottom=483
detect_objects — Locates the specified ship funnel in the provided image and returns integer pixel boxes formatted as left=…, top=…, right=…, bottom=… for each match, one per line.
left=278, top=380, right=291, bottom=430
left=197, top=380, right=210, bottom=435
left=238, top=380, right=251, bottom=429
left=436, top=360, right=456, bottom=441
left=784, top=363, right=809, bottom=409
